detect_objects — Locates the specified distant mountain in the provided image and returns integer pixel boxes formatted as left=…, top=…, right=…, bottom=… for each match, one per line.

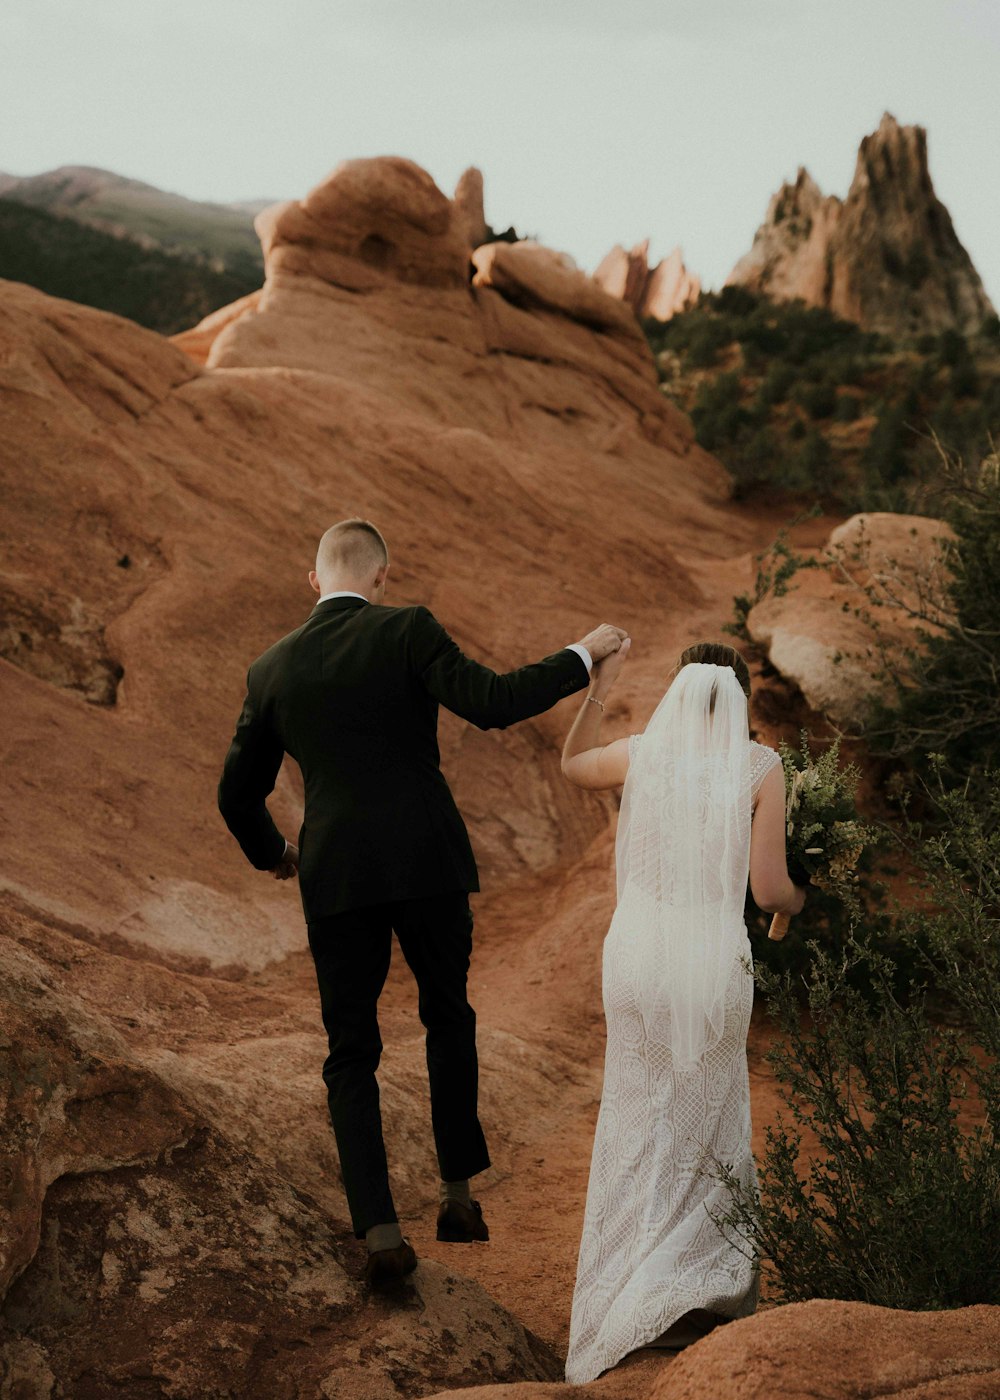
left=224, top=197, right=282, bottom=219
left=0, top=165, right=265, bottom=279
left=727, top=113, right=995, bottom=339
left=0, top=198, right=261, bottom=335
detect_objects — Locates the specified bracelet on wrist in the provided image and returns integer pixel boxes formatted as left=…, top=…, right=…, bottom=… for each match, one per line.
left=587, top=695, right=605, bottom=711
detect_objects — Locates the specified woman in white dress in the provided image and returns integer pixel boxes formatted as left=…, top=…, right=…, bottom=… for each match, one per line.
left=562, top=641, right=805, bottom=1385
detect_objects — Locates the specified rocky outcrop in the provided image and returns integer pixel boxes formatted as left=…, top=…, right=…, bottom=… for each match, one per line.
left=725, top=168, right=842, bottom=311
left=453, top=165, right=489, bottom=249
left=169, top=288, right=261, bottom=366
left=747, top=511, right=954, bottom=728
left=593, top=240, right=701, bottom=322
left=0, top=909, right=561, bottom=1397
left=648, top=1298, right=1000, bottom=1400
left=203, top=158, right=698, bottom=451
left=471, top=240, right=641, bottom=339
left=1, top=152, right=743, bottom=1396
left=727, top=112, right=995, bottom=337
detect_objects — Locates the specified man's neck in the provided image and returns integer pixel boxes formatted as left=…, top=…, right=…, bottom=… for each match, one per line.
left=316, top=587, right=370, bottom=604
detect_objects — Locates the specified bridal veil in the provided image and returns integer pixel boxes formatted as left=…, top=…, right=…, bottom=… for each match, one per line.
left=615, top=662, right=752, bottom=1071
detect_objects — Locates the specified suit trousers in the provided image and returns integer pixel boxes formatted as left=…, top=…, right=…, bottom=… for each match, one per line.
left=307, top=890, right=491, bottom=1238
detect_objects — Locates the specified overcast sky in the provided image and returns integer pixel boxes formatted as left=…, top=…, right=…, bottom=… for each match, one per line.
left=4, top=0, right=998, bottom=302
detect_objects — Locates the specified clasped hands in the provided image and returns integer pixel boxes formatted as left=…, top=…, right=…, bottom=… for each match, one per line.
left=579, top=623, right=632, bottom=702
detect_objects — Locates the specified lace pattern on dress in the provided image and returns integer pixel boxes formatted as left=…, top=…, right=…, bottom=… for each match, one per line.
left=565, top=733, right=780, bottom=1384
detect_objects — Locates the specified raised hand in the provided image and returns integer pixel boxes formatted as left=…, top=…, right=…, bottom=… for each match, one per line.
left=592, top=636, right=632, bottom=698
left=577, top=623, right=629, bottom=664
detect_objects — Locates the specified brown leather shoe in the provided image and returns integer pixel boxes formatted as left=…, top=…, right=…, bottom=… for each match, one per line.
left=436, top=1199, right=489, bottom=1242
left=364, top=1239, right=418, bottom=1288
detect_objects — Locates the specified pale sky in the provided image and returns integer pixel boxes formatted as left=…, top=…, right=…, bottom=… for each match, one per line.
left=4, top=0, right=999, bottom=303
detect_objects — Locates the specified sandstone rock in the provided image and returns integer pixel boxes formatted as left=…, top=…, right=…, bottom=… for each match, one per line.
left=593, top=241, right=700, bottom=322
left=0, top=922, right=561, bottom=1398
left=0, top=151, right=841, bottom=1399
left=747, top=511, right=954, bottom=727
left=253, top=155, right=470, bottom=293
left=648, top=1298, right=1000, bottom=1400
left=453, top=166, right=489, bottom=249
left=642, top=247, right=702, bottom=322
left=170, top=288, right=261, bottom=366
left=726, top=167, right=842, bottom=309
left=727, top=112, right=995, bottom=337
left=472, top=240, right=640, bottom=340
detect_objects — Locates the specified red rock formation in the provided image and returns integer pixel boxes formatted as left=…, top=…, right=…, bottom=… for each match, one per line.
left=593, top=240, right=701, bottom=322
left=0, top=154, right=735, bottom=1395
left=5, top=152, right=991, bottom=1397
left=728, top=112, right=995, bottom=337
left=642, top=247, right=702, bottom=321
left=453, top=164, right=489, bottom=249
left=648, top=1298, right=1000, bottom=1399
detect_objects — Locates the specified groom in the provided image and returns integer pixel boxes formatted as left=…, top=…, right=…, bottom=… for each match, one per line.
left=218, top=518, right=626, bottom=1284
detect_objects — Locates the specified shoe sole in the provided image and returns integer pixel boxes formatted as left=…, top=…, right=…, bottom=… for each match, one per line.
left=366, top=1262, right=418, bottom=1288
left=436, top=1227, right=489, bottom=1243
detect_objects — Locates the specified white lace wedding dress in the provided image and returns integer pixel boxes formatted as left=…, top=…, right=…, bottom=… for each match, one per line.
left=565, top=680, right=780, bottom=1385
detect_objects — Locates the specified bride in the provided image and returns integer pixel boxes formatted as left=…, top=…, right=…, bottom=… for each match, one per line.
left=561, top=640, right=805, bottom=1385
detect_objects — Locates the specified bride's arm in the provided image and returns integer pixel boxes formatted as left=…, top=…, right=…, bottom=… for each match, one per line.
left=749, top=765, right=806, bottom=915
left=561, top=639, right=632, bottom=789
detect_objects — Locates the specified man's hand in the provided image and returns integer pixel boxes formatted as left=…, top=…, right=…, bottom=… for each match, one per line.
left=577, top=623, right=629, bottom=664
left=271, top=843, right=300, bottom=880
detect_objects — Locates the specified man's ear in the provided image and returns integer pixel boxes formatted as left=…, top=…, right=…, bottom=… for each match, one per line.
left=308, top=569, right=321, bottom=595
left=375, top=563, right=389, bottom=590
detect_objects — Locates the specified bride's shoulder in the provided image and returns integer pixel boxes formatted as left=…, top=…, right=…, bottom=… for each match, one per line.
left=749, top=739, right=782, bottom=783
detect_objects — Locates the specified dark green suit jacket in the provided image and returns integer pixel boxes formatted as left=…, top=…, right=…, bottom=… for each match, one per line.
left=218, top=596, right=589, bottom=921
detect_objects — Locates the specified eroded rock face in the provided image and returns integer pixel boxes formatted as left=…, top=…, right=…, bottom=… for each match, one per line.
left=0, top=151, right=744, bottom=1397
left=0, top=918, right=561, bottom=1398
left=727, top=112, right=995, bottom=337
left=648, top=1297, right=1000, bottom=1400
left=593, top=241, right=701, bottom=322
left=747, top=511, right=954, bottom=728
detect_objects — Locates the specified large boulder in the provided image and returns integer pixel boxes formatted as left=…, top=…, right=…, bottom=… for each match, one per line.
left=747, top=512, right=954, bottom=728
left=0, top=918, right=561, bottom=1398
left=727, top=112, right=995, bottom=337
left=649, top=1298, right=1000, bottom=1400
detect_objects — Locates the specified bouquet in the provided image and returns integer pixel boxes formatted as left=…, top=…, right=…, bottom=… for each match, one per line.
left=769, top=731, right=876, bottom=941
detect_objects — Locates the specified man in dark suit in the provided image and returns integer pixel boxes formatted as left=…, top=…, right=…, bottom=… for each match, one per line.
left=218, top=518, right=626, bottom=1284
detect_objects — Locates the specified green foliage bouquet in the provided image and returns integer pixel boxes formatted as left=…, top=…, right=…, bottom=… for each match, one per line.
left=769, top=732, right=876, bottom=940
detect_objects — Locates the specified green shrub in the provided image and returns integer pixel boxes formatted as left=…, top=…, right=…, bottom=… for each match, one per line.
left=715, top=765, right=999, bottom=1308
left=950, top=360, right=979, bottom=398
left=866, top=447, right=1000, bottom=786
left=760, top=362, right=795, bottom=405
left=714, top=921, right=999, bottom=1307
left=685, top=318, right=731, bottom=369
left=796, top=380, right=838, bottom=419
left=834, top=392, right=861, bottom=422
left=691, top=371, right=745, bottom=448
left=937, top=329, right=969, bottom=367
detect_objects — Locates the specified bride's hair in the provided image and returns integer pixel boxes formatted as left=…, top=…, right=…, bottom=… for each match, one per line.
left=677, top=641, right=751, bottom=699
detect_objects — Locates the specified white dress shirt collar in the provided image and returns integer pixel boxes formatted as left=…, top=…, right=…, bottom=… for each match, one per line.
left=316, top=590, right=369, bottom=604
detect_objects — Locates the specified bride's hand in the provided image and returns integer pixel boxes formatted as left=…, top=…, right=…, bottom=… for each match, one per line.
left=591, top=636, right=631, bottom=699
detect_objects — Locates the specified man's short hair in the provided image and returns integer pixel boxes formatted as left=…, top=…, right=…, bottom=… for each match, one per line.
left=316, top=519, right=389, bottom=576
